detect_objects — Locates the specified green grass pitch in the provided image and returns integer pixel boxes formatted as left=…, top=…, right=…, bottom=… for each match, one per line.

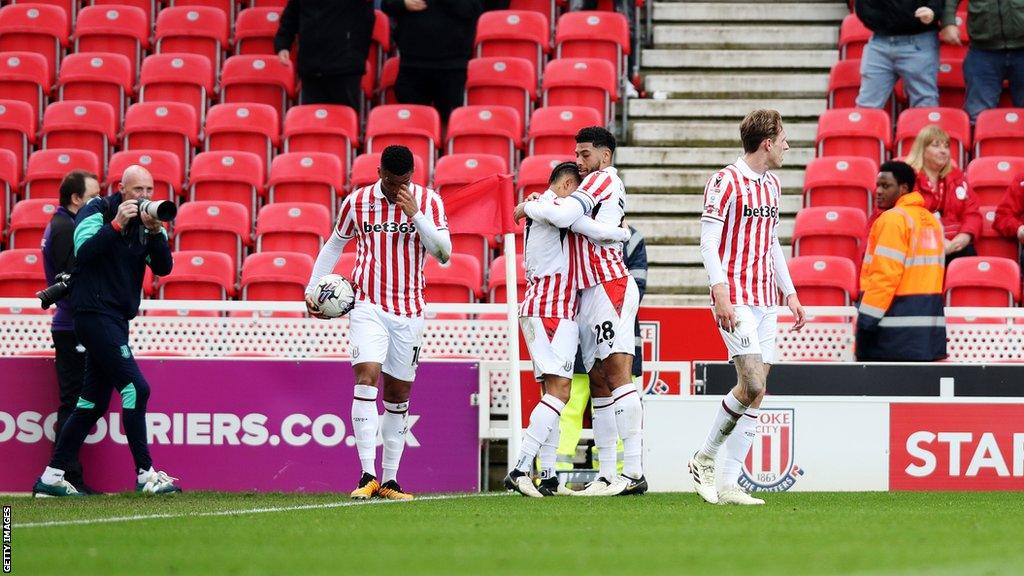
left=4, top=491, right=1023, bottom=575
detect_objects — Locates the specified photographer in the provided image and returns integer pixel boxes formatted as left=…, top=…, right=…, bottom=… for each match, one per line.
left=41, top=170, right=101, bottom=494
left=32, top=165, right=181, bottom=497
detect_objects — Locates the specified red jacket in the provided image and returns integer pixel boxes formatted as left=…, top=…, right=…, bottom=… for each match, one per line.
left=868, top=168, right=983, bottom=240
left=994, top=171, right=1024, bottom=239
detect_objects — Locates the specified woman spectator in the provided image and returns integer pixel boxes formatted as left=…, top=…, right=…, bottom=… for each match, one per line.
left=904, top=124, right=982, bottom=264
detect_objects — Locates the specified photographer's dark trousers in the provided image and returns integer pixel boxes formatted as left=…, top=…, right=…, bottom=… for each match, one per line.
left=50, top=312, right=153, bottom=474
left=51, top=329, right=87, bottom=483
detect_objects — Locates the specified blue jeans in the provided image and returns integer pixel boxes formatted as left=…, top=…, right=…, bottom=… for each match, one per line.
left=856, top=31, right=939, bottom=109
left=964, top=47, right=1024, bottom=123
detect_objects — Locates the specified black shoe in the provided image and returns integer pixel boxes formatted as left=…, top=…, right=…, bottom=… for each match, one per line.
left=536, top=476, right=559, bottom=497
left=503, top=469, right=525, bottom=492
left=619, top=474, right=648, bottom=496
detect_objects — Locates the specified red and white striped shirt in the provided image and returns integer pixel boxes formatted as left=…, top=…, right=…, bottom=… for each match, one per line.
left=520, top=190, right=578, bottom=319
left=568, top=167, right=629, bottom=289
left=334, top=181, right=447, bottom=317
left=701, top=157, right=781, bottom=306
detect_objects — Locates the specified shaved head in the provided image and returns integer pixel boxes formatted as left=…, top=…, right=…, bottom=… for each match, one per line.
left=120, top=165, right=155, bottom=201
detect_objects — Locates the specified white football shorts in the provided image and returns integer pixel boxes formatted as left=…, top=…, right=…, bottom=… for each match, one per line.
left=520, top=316, right=579, bottom=381
left=718, top=305, right=778, bottom=364
left=348, top=302, right=425, bottom=382
left=577, top=275, right=640, bottom=373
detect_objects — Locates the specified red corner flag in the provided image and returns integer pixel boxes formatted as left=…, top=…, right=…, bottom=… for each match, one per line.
left=442, top=173, right=517, bottom=236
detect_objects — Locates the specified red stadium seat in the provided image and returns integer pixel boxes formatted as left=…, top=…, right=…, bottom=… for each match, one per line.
left=527, top=106, right=602, bottom=156
left=0, top=52, right=50, bottom=125
left=233, top=7, right=282, bottom=55
left=487, top=254, right=526, bottom=303
left=349, top=152, right=427, bottom=190
left=267, top=152, right=345, bottom=219
left=976, top=205, right=1021, bottom=261
left=555, top=11, right=629, bottom=82
left=378, top=56, right=399, bottom=105
left=542, top=58, right=618, bottom=126
left=476, top=10, right=550, bottom=79
left=0, top=248, right=45, bottom=297
left=516, top=154, right=572, bottom=200
left=283, top=104, right=359, bottom=180
left=936, top=58, right=965, bottom=109
left=0, top=4, right=68, bottom=85
left=369, top=10, right=391, bottom=83
left=8, top=198, right=57, bottom=250
left=249, top=0, right=288, bottom=7
left=220, top=55, right=296, bottom=120
left=10, top=0, right=76, bottom=29
left=827, top=59, right=862, bottom=109
left=966, top=157, right=1024, bottom=206
left=465, top=57, right=537, bottom=131
left=56, top=53, right=134, bottom=126
left=815, top=108, right=891, bottom=165
left=173, top=201, right=251, bottom=273
left=73, top=5, right=150, bottom=77
left=0, top=148, right=20, bottom=225
left=40, top=101, right=117, bottom=170
left=838, top=13, right=871, bottom=59
left=204, top=103, right=280, bottom=171
left=945, top=257, right=1021, bottom=307
left=792, top=207, right=868, bottom=267
left=894, top=107, right=970, bottom=168
left=423, top=254, right=483, bottom=307
left=0, top=99, right=35, bottom=172
left=974, top=109, right=1024, bottom=158
left=433, top=153, right=507, bottom=197
left=155, top=7, right=229, bottom=76
left=188, top=151, right=265, bottom=218
left=333, top=252, right=357, bottom=279
left=88, top=0, right=156, bottom=28
left=107, top=150, right=182, bottom=202
left=787, top=256, right=858, bottom=306
left=155, top=250, right=236, bottom=300
left=446, top=105, right=523, bottom=171
left=507, top=0, right=556, bottom=35
left=365, top=104, right=441, bottom=178
left=803, top=156, right=878, bottom=215
left=24, top=149, right=101, bottom=200
left=168, top=0, right=236, bottom=24
left=123, top=102, right=200, bottom=176
left=139, top=53, right=216, bottom=124
left=240, top=251, right=314, bottom=301
left=255, top=202, right=331, bottom=258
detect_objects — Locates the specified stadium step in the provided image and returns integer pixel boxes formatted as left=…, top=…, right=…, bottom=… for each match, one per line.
left=623, top=0, right=842, bottom=295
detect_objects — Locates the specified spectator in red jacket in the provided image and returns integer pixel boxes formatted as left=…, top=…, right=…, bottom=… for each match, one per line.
left=993, top=171, right=1024, bottom=247
left=904, top=124, right=982, bottom=264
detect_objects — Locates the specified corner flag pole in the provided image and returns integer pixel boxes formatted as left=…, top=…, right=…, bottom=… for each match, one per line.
left=503, top=232, right=522, bottom=471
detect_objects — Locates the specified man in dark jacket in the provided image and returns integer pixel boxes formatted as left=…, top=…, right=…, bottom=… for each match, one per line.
left=382, top=0, right=483, bottom=121
left=941, top=0, right=1024, bottom=122
left=275, top=0, right=375, bottom=110
left=41, top=170, right=100, bottom=493
left=855, top=0, right=945, bottom=109
left=32, top=165, right=181, bottom=497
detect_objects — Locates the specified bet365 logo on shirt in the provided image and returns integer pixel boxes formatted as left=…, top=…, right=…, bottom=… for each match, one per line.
left=362, top=222, right=418, bottom=234
left=742, top=205, right=779, bottom=218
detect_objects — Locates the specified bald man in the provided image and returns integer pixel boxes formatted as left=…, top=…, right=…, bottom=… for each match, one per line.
left=33, top=165, right=182, bottom=497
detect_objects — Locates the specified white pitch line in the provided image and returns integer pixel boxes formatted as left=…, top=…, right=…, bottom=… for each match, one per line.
left=15, top=492, right=508, bottom=529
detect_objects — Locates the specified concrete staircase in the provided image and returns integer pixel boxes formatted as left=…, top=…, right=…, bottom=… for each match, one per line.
left=622, top=0, right=847, bottom=305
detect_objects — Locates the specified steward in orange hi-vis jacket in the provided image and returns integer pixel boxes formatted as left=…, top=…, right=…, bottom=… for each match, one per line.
left=856, top=161, right=947, bottom=361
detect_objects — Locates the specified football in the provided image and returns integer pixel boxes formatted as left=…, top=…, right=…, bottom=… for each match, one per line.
left=311, top=274, right=355, bottom=318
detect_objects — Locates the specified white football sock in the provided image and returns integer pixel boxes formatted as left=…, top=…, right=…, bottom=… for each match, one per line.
left=537, top=412, right=561, bottom=480
left=612, top=384, right=644, bottom=478
left=700, top=391, right=748, bottom=459
left=381, top=400, right=409, bottom=483
left=719, top=408, right=759, bottom=490
left=352, top=384, right=379, bottom=476
left=592, top=396, right=618, bottom=481
left=516, top=394, right=565, bottom=473
left=42, top=466, right=65, bottom=485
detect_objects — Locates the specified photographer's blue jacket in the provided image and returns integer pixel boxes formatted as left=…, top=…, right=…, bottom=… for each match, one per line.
left=71, top=193, right=173, bottom=320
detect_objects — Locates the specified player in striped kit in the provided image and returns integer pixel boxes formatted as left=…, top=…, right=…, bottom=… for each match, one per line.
left=505, top=162, right=631, bottom=497
left=688, top=109, right=806, bottom=506
left=305, top=145, right=451, bottom=500
left=515, top=127, right=645, bottom=497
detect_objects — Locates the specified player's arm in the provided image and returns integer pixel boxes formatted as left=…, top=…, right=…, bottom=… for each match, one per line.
left=772, top=234, right=805, bottom=331
left=306, top=197, right=355, bottom=296
left=410, top=190, right=452, bottom=264
left=700, top=171, right=736, bottom=331
left=523, top=193, right=589, bottom=228
left=569, top=215, right=630, bottom=245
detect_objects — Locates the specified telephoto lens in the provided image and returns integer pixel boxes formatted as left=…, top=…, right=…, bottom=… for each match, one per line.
left=138, top=199, right=177, bottom=221
left=37, top=272, right=73, bottom=309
